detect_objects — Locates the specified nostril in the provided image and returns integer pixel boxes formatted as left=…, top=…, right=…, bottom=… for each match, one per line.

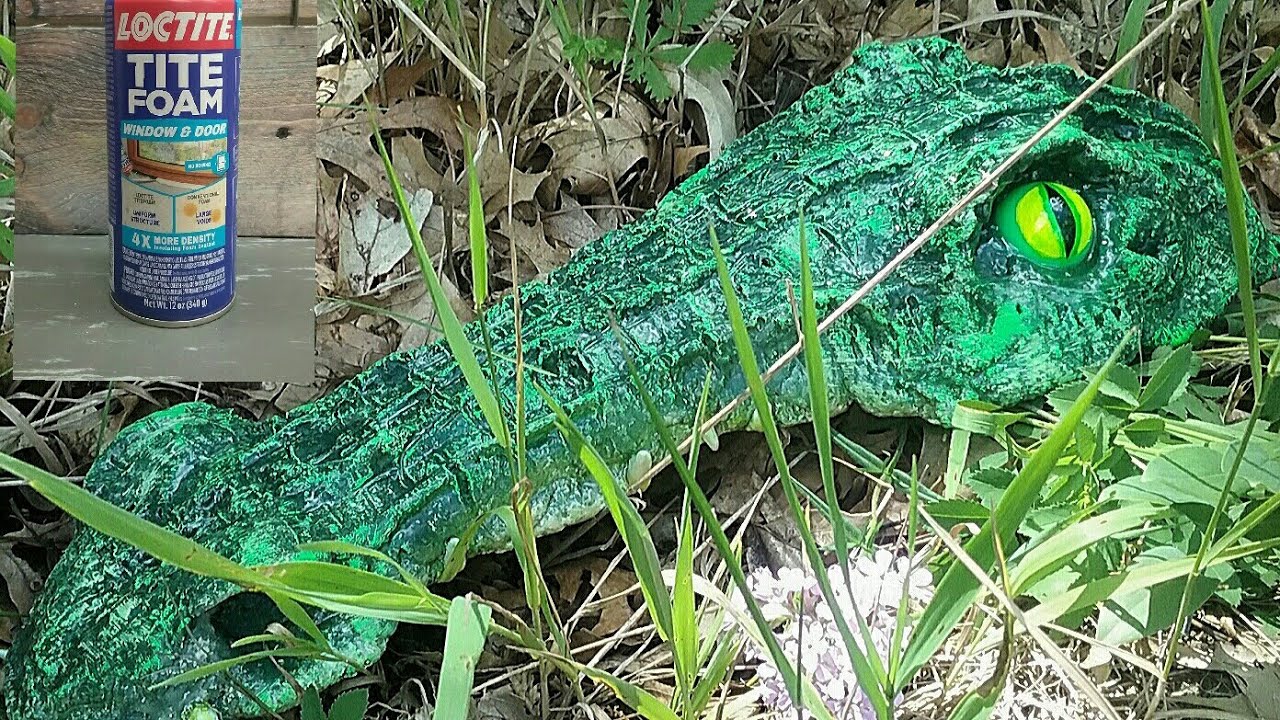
left=1129, top=234, right=1162, bottom=257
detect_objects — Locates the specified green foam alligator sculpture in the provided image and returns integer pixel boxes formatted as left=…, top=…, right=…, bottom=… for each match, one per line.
left=7, top=38, right=1280, bottom=719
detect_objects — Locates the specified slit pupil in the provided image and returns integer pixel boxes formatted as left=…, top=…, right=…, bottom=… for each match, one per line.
left=1044, top=186, right=1077, bottom=256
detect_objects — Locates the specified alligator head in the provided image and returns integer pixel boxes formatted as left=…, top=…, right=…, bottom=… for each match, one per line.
left=6, top=38, right=1279, bottom=720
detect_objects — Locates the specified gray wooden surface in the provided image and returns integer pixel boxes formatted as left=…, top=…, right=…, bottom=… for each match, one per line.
left=18, top=0, right=316, bottom=25
left=14, top=235, right=316, bottom=382
left=15, top=25, right=317, bottom=237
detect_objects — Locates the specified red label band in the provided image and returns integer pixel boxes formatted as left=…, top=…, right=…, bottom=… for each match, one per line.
left=113, top=0, right=238, bottom=51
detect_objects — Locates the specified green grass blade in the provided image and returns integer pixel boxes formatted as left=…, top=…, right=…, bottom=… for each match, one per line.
left=1008, top=504, right=1168, bottom=594
left=534, top=384, right=675, bottom=642
left=368, top=116, right=509, bottom=448
left=897, top=328, right=1133, bottom=689
left=0, top=452, right=258, bottom=585
left=1024, top=537, right=1280, bottom=627
left=461, top=125, right=489, bottom=310
left=526, top=648, right=683, bottom=720
left=298, top=539, right=428, bottom=594
left=265, top=591, right=333, bottom=652
left=0, top=35, right=15, bottom=75
left=150, top=648, right=319, bottom=690
left=1234, top=49, right=1280, bottom=109
left=673, top=493, right=698, bottom=711
left=432, top=597, right=493, bottom=720
left=798, top=210, right=850, bottom=585
left=1200, top=6, right=1262, bottom=392
left=1197, top=0, right=1231, bottom=144
left=1112, top=0, right=1156, bottom=89
left=611, top=315, right=837, bottom=720
left=710, top=226, right=891, bottom=717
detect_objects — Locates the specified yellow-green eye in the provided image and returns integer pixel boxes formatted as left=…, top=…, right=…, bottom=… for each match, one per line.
left=995, top=182, right=1094, bottom=269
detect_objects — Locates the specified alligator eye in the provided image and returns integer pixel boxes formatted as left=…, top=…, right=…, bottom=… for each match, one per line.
left=995, top=182, right=1094, bottom=269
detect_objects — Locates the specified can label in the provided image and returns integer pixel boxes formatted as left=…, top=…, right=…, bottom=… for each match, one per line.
left=107, top=0, right=241, bottom=324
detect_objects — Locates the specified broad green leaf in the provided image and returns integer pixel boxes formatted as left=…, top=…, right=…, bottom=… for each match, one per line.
left=1137, top=345, right=1196, bottom=411
left=301, top=688, right=326, bottom=720
left=1024, top=538, right=1280, bottom=628
left=328, top=689, right=371, bottom=720
left=661, top=0, right=716, bottom=29
left=433, top=598, right=492, bottom=720
left=0, top=35, right=15, bottom=75
left=1099, top=364, right=1141, bottom=408
left=925, top=498, right=990, bottom=527
left=897, top=332, right=1133, bottom=690
left=1094, top=546, right=1224, bottom=646
left=687, top=41, right=736, bottom=71
left=1122, top=416, right=1165, bottom=447
left=1101, top=444, right=1245, bottom=507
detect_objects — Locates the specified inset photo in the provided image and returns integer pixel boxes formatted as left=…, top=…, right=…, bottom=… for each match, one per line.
left=12, top=0, right=316, bottom=381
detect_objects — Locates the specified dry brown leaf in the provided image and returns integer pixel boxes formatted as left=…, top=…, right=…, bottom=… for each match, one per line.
left=544, top=195, right=605, bottom=250
left=476, top=139, right=551, bottom=220
left=534, top=95, right=654, bottom=196
left=877, top=0, right=932, bottom=40
left=967, top=0, right=998, bottom=23
left=1009, top=36, right=1041, bottom=67
left=552, top=559, right=640, bottom=639
left=1241, top=110, right=1280, bottom=200
left=318, top=55, right=402, bottom=118
left=1035, top=23, right=1081, bottom=71
left=389, top=256, right=473, bottom=352
left=368, top=56, right=437, bottom=106
left=391, top=135, right=447, bottom=196
left=317, top=120, right=392, bottom=193
left=318, top=322, right=395, bottom=375
left=382, top=96, right=469, bottom=152
left=338, top=188, right=434, bottom=296
left=1165, top=79, right=1200, bottom=125
left=966, top=39, right=1007, bottom=68
left=671, top=68, right=738, bottom=161
left=499, top=215, right=567, bottom=277
left=674, top=145, right=709, bottom=180
left=0, top=545, right=40, bottom=615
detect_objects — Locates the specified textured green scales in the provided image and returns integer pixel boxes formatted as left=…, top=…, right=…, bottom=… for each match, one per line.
left=8, top=38, right=1279, bottom=719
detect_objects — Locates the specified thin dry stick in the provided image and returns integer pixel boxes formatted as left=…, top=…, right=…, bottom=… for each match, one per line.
left=630, top=0, right=1201, bottom=493
left=386, top=0, right=486, bottom=95
left=919, top=508, right=1123, bottom=720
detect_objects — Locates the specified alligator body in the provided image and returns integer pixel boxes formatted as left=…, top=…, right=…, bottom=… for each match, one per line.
left=7, top=39, right=1279, bottom=719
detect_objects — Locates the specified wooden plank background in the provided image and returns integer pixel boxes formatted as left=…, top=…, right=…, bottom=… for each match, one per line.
left=18, top=0, right=316, bottom=25
left=15, top=25, right=316, bottom=237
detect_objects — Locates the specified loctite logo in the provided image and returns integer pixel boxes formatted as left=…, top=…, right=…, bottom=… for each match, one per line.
left=116, top=12, right=234, bottom=43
